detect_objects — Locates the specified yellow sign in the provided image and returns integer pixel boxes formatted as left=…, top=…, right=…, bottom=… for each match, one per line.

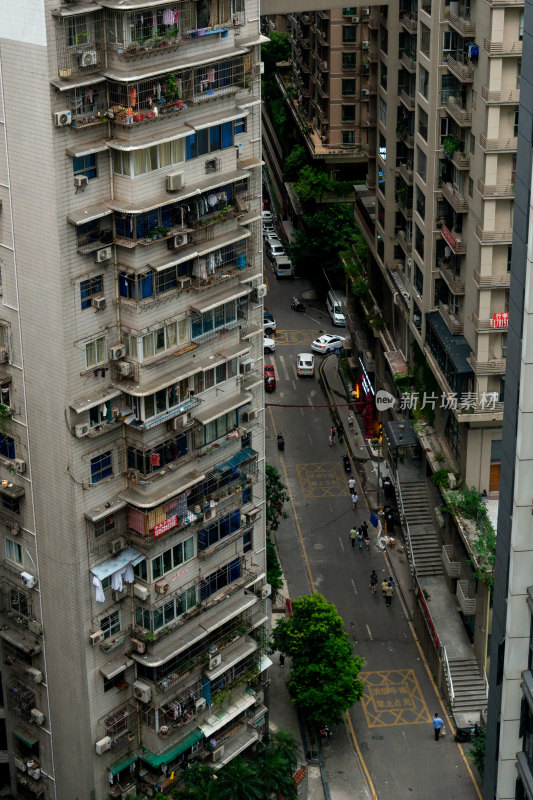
left=359, top=669, right=432, bottom=728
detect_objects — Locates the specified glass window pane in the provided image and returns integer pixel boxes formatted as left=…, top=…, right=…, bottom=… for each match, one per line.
left=159, top=142, right=171, bottom=168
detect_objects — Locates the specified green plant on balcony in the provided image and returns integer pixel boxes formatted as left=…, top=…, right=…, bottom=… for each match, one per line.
left=442, top=135, right=462, bottom=159
left=351, top=276, right=370, bottom=299
left=432, top=468, right=450, bottom=488
left=153, top=225, right=169, bottom=238
left=213, top=688, right=232, bottom=707
left=144, top=630, right=157, bottom=642
left=0, top=404, right=11, bottom=449
left=165, top=73, right=180, bottom=103
left=366, top=314, right=385, bottom=331
left=435, top=451, right=445, bottom=463
left=444, top=487, right=496, bottom=586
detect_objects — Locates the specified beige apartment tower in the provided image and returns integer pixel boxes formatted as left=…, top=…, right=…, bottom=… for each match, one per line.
left=0, top=1, right=267, bottom=798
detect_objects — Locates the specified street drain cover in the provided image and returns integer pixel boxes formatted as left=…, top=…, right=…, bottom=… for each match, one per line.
left=372, top=735, right=384, bottom=740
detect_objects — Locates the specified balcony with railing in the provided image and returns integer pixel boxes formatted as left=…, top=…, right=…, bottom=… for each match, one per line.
left=400, top=12, right=418, bottom=34
left=475, top=224, right=513, bottom=244
left=52, top=9, right=105, bottom=80
left=486, top=0, right=524, bottom=7
left=401, top=51, right=417, bottom=72
left=441, top=225, right=466, bottom=254
left=399, top=162, right=414, bottom=185
left=479, top=134, right=517, bottom=151
left=400, top=89, right=415, bottom=111
left=467, top=354, right=506, bottom=374
left=451, top=149, right=471, bottom=170
left=446, top=97, right=472, bottom=127
left=442, top=545, right=461, bottom=578
left=438, top=260, right=465, bottom=294
left=483, top=38, right=522, bottom=56
left=473, top=268, right=511, bottom=288
left=477, top=179, right=515, bottom=197
left=471, top=311, right=509, bottom=332
left=447, top=53, right=474, bottom=83
left=448, top=12, right=476, bottom=36
left=397, top=229, right=412, bottom=255
left=481, top=86, right=520, bottom=104
left=438, top=301, right=464, bottom=334
left=441, top=181, right=469, bottom=213
left=456, top=580, right=477, bottom=615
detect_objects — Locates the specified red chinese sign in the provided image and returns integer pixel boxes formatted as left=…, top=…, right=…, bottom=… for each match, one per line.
left=154, top=515, right=178, bottom=538
left=442, top=224, right=457, bottom=252
left=492, top=312, right=509, bottom=329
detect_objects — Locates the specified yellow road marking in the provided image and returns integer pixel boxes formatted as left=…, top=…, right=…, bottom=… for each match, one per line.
left=296, top=462, right=348, bottom=498
left=344, top=711, right=378, bottom=800
left=359, top=669, right=431, bottom=728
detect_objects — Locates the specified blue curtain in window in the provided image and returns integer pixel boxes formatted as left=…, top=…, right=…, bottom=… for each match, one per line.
left=141, top=272, right=153, bottom=298
left=219, top=61, right=230, bottom=86
left=219, top=515, right=230, bottom=539
left=119, top=273, right=128, bottom=297
left=210, top=125, right=221, bottom=152
left=191, top=315, right=202, bottom=338
left=176, top=433, right=187, bottom=457
left=230, top=509, right=240, bottom=532
left=0, top=437, right=15, bottom=460
left=221, top=121, right=233, bottom=148
left=186, top=134, right=196, bottom=160
left=161, top=206, right=173, bottom=228
left=136, top=210, right=158, bottom=238
left=198, top=528, right=209, bottom=550
left=242, top=487, right=250, bottom=504
left=198, top=129, right=209, bottom=156
left=229, top=557, right=241, bottom=582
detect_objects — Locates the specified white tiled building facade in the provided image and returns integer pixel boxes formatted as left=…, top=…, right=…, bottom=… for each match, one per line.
left=0, top=2, right=268, bottom=798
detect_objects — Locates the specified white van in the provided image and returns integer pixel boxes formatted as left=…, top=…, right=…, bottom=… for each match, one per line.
left=326, top=289, right=347, bottom=326
left=273, top=255, right=294, bottom=278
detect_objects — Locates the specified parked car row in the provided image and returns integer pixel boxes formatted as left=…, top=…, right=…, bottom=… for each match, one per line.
left=262, top=211, right=294, bottom=279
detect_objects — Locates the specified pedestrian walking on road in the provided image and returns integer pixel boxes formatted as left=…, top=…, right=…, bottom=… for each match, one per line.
left=328, top=434, right=333, bottom=446
left=357, top=529, right=364, bottom=550
left=363, top=531, right=370, bottom=550
left=433, top=713, right=444, bottom=741
left=347, top=413, right=354, bottom=432
left=351, top=492, right=358, bottom=510
left=361, top=520, right=369, bottom=538
left=279, top=653, right=285, bottom=668
left=337, top=424, right=344, bottom=443
left=348, top=477, right=356, bottom=494
left=370, top=570, right=378, bottom=593
left=387, top=575, right=395, bottom=589
left=330, top=426, right=337, bottom=444
left=349, top=527, right=357, bottom=548
left=383, top=580, right=393, bottom=606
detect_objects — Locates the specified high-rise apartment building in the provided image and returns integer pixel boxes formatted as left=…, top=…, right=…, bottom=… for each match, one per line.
left=0, top=2, right=267, bottom=798
left=353, top=0, right=522, bottom=493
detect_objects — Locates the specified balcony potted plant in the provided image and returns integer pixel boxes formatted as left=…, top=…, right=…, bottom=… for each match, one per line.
left=153, top=225, right=169, bottom=239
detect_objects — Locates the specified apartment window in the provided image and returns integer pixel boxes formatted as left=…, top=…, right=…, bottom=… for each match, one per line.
left=519, top=11, right=524, bottom=40
left=342, top=6, right=357, bottom=13
left=413, top=302, right=422, bottom=332
left=514, top=110, right=520, bottom=137
left=0, top=436, right=15, bottom=460
left=517, top=59, right=521, bottom=89
left=5, top=538, right=22, bottom=566
left=414, top=264, right=424, bottom=295
left=468, top=177, right=474, bottom=197
left=10, top=590, right=28, bottom=617
left=80, top=276, right=103, bottom=310
left=342, top=52, right=356, bottom=69
left=379, top=132, right=387, bottom=161
left=420, top=24, right=430, bottom=57
left=90, top=451, right=112, bottom=484
left=200, top=557, right=241, bottom=601
left=151, top=536, right=195, bottom=581
left=417, top=147, right=427, bottom=181
left=198, top=510, right=241, bottom=550
left=94, top=514, right=116, bottom=538
left=200, top=409, right=239, bottom=446
left=342, top=105, right=356, bottom=122
left=418, top=108, right=428, bottom=141
left=342, top=25, right=356, bottom=42
left=379, top=97, right=387, bottom=125
left=508, top=247, right=512, bottom=272
left=380, top=62, right=387, bottom=90
left=418, top=65, right=429, bottom=99
left=234, top=117, right=246, bottom=135
left=416, top=186, right=426, bottom=219
left=185, top=123, right=234, bottom=160
left=377, top=200, right=385, bottom=229
left=100, top=610, right=120, bottom=639
left=73, top=154, right=97, bottom=180
left=415, top=225, right=424, bottom=260
left=243, top=530, right=252, bottom=552
left=342, top=79, right=356, bottom=96
left=379, top=26, right=388, bottom=52
left=421, top=0, right=431, bottom=13
left=441, top=74, right=455, bottom=104
left=191, top=300, right=236, bottom=340
left=377, top=234, right=384, bottom=262
left=469, top=132, right=475, bottom=154
left=85, top=335, right=107, bottom=369
left=442, top=31, right=454, bottom=54
left=135, top=585, right=197, bottom=632
left=342, top=130, right=355, bottom=146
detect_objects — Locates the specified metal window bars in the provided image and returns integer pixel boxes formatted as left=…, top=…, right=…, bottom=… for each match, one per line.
left=55, top=12, right=105, bottom=78
left=104, top=3, right=196, bottom=56
left=6, top=679, right=36, bottom=720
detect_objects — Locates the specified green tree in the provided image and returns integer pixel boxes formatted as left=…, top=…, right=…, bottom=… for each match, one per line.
left=265, top=465, right=289, bottom=594
left=289, top=204, right=360, bottom=283
left=213, top=759, right=261, bottom=800
left=294, top=165, right=335, bottom=203
left=283, top=144, right=308, bottom=180
left=469, top=726, right=486, bottom=778
left=261, top=32, right=291, bottom=101
left=271, top=594, right=365, bottom=726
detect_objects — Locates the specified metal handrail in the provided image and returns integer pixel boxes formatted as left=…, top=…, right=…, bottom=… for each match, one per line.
left=442, top=644, right=455, bottom=706
left=394, top=474, right=417, bottom=576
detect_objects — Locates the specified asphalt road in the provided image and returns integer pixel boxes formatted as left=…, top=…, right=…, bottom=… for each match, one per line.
left=262, top=255, right=481, bottom=800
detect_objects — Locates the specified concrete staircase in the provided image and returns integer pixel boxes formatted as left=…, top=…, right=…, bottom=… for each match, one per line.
left=448, top=658, right=488, bottom=716
left=398, top=480, right=443, bottom=577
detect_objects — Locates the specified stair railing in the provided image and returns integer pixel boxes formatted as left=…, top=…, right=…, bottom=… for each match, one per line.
left=442, top=644, right=455, bottom=707
left=394, top=474, right=417, bottom=577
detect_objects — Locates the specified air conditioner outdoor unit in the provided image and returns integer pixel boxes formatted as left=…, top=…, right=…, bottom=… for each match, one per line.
left=204, top=508, right=215, bottom=522
left=260, top=584, right=272, bottom=600
left=155, top=579, right=170, bottom=595
left=14, top=757, right=26, bottom=773
left=131, top=637, right=146, bottom=654
left=79, top=50, right=98, bottom=67
left=212, top=745, right=225, bottom=763
left=26, top=667, right=43, bottom=684
left=209, top=654, right=222, bottom=670
left=54, top=110, right=72, bottom=127
left=351, top=15, right=360, bottom=22
left=75, top=423, right=90, bottom=438
left=6, top=521, right=21, bottom=536
left=95, top=736, right=112, bottom=755
left=133, top=584, right=150, bottom=602
left=116, top=361, right=132, bottom=377
left=90, top=629, right=105, bottom=646
left=244, top=509, right=260, bottom=525
left=240, top=359, right=255, bottom=374
left=133, top=680, right=152, bottom=703
left=30, top=709, right=45, bottom=726
left=241, top=410, right=257, bottom=423
left=74, top=175, right=89, bottom=189
left=27, top=766, right=41, bottom=781
left=253, top=690, right=264, bottom=706
left=0, top=347, right=8, bottom=363
left=255, top=283, right=267, bottom=299
left=110, top=343, right=126, bottom=361
left=112, top=588, right=127, bottom=602
left=166, top=172, right=185, bottom=192
left=95, top=247, right=112, bottom=263
left=195, top=697, right=207, bottom=712
left=91, top=296, right=106, bottom=310
left=172, top=232, right=189, bottom=248
left=362, top=7, right=370, bottom=14
left=362, top=40, right=369, bottom=48
left=110, top=536, right=126, bottom=555
left=13, top=458, right=26, bottom=474
left=20, top=572, right=36, bottom=589
left=362, top=89, right=369, bottom=96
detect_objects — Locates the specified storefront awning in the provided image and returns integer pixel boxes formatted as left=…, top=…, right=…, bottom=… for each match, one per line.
left=100, top=657, right=133, bottom=681
left=190, top=284, right=251, bottom=315
left=90, top=548, right=144, bottom=581
left=194, top=392, right=252, bottom=426
left=110, top=754, right=138, bottom=776
left=141, top=729, right=204, bottom=767
left=12, top=726, right=38, bottom=748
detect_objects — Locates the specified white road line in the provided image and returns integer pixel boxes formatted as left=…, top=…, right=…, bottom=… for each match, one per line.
left=351, top=578, right=358, bottom=596
left=307, top=432, right=312, bottom=444
left=299, top=404, right=304, bottom=414
left=366, top=624, right=373, bottom=640
left=293, top=381, right=298, bottom=391
left=278, top=354, right=290, bottom=382
left=338, top=537, right=344, bottom=552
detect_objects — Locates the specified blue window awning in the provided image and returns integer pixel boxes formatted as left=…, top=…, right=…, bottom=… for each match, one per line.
left=141, top=728, right=204, bottom=767
left=215, top=448, right=256, bottom=472
left=90, top=548, right=144, bottom=581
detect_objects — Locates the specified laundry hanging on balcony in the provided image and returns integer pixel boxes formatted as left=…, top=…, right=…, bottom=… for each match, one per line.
left=90, top=547, right=144, bottom=603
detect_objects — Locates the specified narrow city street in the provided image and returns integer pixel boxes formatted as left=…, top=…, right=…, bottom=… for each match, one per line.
left=263, top=261, right=481, bottom=800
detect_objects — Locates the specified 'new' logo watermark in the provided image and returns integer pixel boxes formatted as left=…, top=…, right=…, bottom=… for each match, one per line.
left=375, top=390, right=396, bottom=411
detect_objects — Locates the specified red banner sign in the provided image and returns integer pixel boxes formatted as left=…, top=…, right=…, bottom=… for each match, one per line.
left=491, top=312, right=509, bottom=329
left=154, top=515, right=178, bottom=538
left=442, top=224, right=457, bottom=252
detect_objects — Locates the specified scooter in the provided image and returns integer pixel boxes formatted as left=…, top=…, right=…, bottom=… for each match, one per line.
left=342, top=453, right=351, bottom=472
left=291, top=297, right=306, bottom=312
left=277, top=433, right=285, bottom=452
left=454, top=723, right=482, bottom=743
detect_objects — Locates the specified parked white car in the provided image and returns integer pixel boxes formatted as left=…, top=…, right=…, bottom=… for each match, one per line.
left=296, top=353, right=315, bottom=377
left=264, top=336, right=276, bottom=354
left=311, top=334, right=344, bottom=354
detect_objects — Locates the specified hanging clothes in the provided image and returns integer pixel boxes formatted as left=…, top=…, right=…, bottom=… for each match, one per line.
left=129, top=87, right=137, bottom=108
left=124, top=564, right=134, bottom=584
left=150, top=452, right=161, bottom=467
left=93, top=576, right=105, bottom=603
left=111, top=570, right=124, bottom=592
left=207, top=67, right=215, bottom=85
left=163, top=8, right=175, bottom=25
